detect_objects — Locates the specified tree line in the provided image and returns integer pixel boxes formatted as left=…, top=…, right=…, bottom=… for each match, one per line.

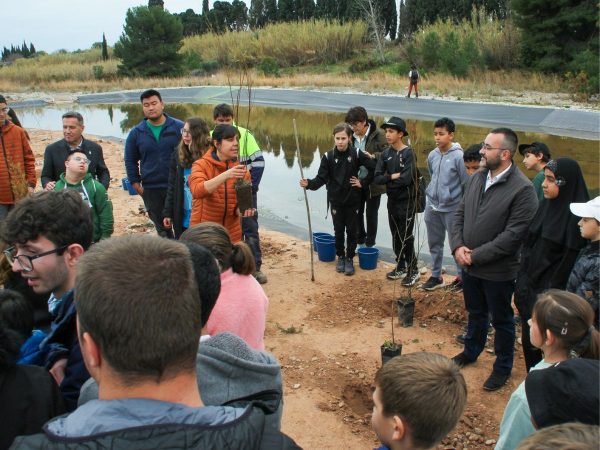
left=2, top=42, right=37, bottom=62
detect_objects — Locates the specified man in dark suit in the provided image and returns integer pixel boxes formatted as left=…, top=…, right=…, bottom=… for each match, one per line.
left=41, top=112, right=110, bottom=190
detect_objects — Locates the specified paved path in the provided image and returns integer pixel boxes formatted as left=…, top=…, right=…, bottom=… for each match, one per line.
left=73, top=86, right=599, bottom=140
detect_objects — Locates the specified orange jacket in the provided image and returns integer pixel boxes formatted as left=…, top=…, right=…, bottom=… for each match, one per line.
left=0, top=121, right=36, bottom=204
left=189, top=150, right=251, bottom=242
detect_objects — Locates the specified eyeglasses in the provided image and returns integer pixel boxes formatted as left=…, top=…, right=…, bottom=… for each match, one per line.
left=0, top=107, right=9, bottom=113
left=480, top=142, right=508, bottom=152
left=3, top=245, right=68, bottom=272
left=181, top=129, right=192, bottom=136
left=71, top=156, right=91, bottom=164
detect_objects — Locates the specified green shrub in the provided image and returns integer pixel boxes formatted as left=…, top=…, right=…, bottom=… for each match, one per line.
left=92, top=65, right=104, bottom=80
left=190, top=60, right=220, bottom=76
left=566, top=49, right=599, bottom=100
left=184, top=51, right=202, bottom=70
left=348, top=58, right=381, bottom=73
left=258, top=57, right=280, bottom=76
left=412, top=8, right=521, bottom=75
left=420, top=31, right=440, bottom=70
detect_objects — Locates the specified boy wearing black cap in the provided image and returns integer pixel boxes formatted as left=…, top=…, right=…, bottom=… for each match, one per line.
left=519, top=142, right=551, bottom=201
left=374, top=117, right=420, bottom=286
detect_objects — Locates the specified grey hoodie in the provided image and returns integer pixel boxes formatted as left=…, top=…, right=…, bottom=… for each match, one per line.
left=196, top=332, right=283, bottom=431
left=425, top=143, right=468, bottom=212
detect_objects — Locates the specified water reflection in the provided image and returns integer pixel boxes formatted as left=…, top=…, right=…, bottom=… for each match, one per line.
left=17, top=103, right=599, bottom=269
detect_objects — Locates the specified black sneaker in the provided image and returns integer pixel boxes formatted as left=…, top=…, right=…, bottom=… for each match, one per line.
left=483, top=371, right=510, bottom=391
left=386, top=267, right=406, bottom=280
left=451, top=352, right=475, bottom=369
left=455, top=333, right=466, bottom=345
left=447, top=277, right=463, bottom=293
left=345, top=258, right=355, bottom=276
left=401, top=271, right=420, bottom=287
left=336, top=257, right=346, bottom=273
left=421, top=276, right=445, bottom=291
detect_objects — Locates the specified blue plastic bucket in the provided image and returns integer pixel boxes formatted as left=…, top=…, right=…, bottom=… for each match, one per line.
left=312, top=232, right=333, bottom=252
left=122, top=178, right=138, bottom=196
left=358, top=247, right=379, bottom=270
left=315, top=236, right=336, bottom=262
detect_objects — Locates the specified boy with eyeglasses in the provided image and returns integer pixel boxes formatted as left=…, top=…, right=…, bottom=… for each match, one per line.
left=1, top=190, right=94, bottom=410
left=54, top=149, right=113, bottom=242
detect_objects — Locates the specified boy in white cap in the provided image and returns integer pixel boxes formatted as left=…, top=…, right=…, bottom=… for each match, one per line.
left=566, top=196, right=600, bottom=327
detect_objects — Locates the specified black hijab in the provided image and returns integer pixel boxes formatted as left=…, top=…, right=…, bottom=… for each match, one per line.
left=530, top=157, right=590, bottom=250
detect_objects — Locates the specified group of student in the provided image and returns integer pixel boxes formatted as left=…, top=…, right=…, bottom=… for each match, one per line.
left=0, top=91, right=599, bottom=449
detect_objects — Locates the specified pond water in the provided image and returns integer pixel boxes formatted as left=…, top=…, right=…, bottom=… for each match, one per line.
left=17, top=103, right=600, bottom=272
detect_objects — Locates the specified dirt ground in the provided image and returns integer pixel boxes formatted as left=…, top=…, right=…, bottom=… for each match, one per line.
left=28, top=129, right=527, bottom=450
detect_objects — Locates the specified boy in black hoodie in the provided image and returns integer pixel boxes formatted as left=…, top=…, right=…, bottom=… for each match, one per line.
left=300, top=123, right=375, bottom=275
left=374, top=117, right=420, bottom=286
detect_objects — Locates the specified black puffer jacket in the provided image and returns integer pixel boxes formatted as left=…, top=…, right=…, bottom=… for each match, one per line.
left=306, top=146, right=374, bottom=207
left=0, top=326, right=65, bottom=450
left=567, top=241, right=599, bottom=328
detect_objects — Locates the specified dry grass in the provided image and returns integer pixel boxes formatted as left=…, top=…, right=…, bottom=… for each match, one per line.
left=182, top=20, right=368, bottom=67
left=0, top=68, right=566, bottom=100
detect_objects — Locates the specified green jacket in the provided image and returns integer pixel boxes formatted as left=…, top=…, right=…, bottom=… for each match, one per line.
left=55, top=173, right=113, bottom=242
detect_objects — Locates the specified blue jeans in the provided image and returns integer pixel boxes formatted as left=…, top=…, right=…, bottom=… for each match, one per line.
left=242, top=192, right=262, bottom=270
left=462, top=271, right=515, bottom=375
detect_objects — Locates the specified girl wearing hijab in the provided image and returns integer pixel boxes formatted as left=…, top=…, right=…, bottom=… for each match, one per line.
left=515, top=157, right=590, bottom=371
left=162, top=117, right=211, bottom=239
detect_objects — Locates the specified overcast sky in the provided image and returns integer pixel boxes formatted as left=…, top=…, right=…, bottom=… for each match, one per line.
left=2, top=1, right=205, bottom=53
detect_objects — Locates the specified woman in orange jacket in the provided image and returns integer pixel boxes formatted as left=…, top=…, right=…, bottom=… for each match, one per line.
left=188, top=124, right=254, bottom=242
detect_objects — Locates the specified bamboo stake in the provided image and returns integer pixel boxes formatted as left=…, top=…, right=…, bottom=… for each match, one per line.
left=293, top=118, right=315, bottom=282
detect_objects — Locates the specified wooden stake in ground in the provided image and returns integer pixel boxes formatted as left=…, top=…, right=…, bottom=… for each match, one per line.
left=293, top=118, right=315, bottom=282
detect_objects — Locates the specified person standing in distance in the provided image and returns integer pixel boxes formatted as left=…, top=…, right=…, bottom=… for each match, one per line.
left=124, top=89, right=183, bottom=238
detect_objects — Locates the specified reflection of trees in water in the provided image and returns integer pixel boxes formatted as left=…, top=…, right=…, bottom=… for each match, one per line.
left=110, top=102, right=598, bottom=194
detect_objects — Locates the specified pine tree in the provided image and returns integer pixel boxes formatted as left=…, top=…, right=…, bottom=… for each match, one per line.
left=202, top=0, right=209, bottom=15
left=102, top=33, right=109, bottom=61
left=383, top=0, right=397, bottom=40
left=230, top=0, right=249, bottom=30
left=29, top=43, right=36, bottom=55
left=249, top=0, right=266, bottom=28
left=297, top=0, right=315, bottom=20
left=21, top=41, right=30, bottom=58
left=277, top=0, right=296, bottom=22
left=512, top=0, right=597, bottom=72
left=148, top=0, right=164, bottom=8
left=114, top=6, right=184, bottom=77
left=264, top=0, right=278, bottom=23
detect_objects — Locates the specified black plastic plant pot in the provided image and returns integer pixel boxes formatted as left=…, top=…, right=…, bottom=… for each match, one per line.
left=381, top=344, right=402, bottom=365
left=235, top=180, right=253, bottom=214
left=397, top=297, right=415, bottom=328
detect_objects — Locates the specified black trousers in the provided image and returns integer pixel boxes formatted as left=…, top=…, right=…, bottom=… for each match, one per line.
left=331, top=204, right=359, bottom=259
left=242, top=192, right=262, bottom=270
left=141, top=188, right=172, bottom=238
left=387, top=197, right=417, bottom=272
left=357, top=189, right=381, bottom=247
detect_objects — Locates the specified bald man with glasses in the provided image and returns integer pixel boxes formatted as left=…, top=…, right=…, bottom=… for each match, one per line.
left=450, top=127, right=538, bottom=392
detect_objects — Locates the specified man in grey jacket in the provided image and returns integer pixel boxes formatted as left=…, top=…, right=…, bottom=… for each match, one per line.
left=450, top=128, right=537, bottom=392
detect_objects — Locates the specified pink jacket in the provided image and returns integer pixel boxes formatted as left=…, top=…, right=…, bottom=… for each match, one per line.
left=206, top=269, right=268, bottom=350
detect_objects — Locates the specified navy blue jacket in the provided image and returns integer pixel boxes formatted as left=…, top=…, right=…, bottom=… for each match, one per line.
left=124, top=115, right=183, bottom=190
left=42, top=290, right=90, bottom=412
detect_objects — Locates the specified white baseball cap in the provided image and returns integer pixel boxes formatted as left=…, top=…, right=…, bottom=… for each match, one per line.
left=570, top=196, right=600, bottom=222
